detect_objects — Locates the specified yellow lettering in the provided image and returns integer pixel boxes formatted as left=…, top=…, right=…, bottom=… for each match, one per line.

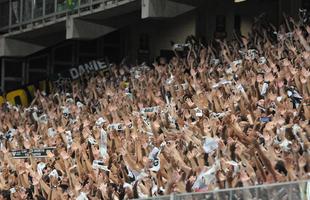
left=0, top=96, right=4, bottom=106
left=6, top=89, right=29, bottom=107
left=26, top=85, right=36, bottom=98
left=39, top=80, right=47, bottom=92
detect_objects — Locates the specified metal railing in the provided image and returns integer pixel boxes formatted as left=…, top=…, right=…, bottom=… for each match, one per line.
left=139, top=180, right=310, bottom=200
left=0, top=0, right=134, bottom=34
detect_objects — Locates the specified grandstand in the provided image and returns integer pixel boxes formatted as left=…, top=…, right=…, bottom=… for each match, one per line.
left=0, top=0, right=309, bottom=200
left=0, top=0, right=307, bottom=92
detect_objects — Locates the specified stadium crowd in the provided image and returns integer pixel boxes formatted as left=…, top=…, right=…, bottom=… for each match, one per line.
left=0, top=15, right=309, bottom=200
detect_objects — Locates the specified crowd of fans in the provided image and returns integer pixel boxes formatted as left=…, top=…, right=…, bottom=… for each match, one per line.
left=0, top=14, right=309, bottom=200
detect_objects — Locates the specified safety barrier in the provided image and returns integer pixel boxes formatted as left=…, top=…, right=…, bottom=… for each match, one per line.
left=138, top=180, right=310, bottom=200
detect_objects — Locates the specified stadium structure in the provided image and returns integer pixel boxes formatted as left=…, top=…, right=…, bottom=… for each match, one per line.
left=0, top=0, right=308, bottom=93
left=0, top=0, right=309, bottom=200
